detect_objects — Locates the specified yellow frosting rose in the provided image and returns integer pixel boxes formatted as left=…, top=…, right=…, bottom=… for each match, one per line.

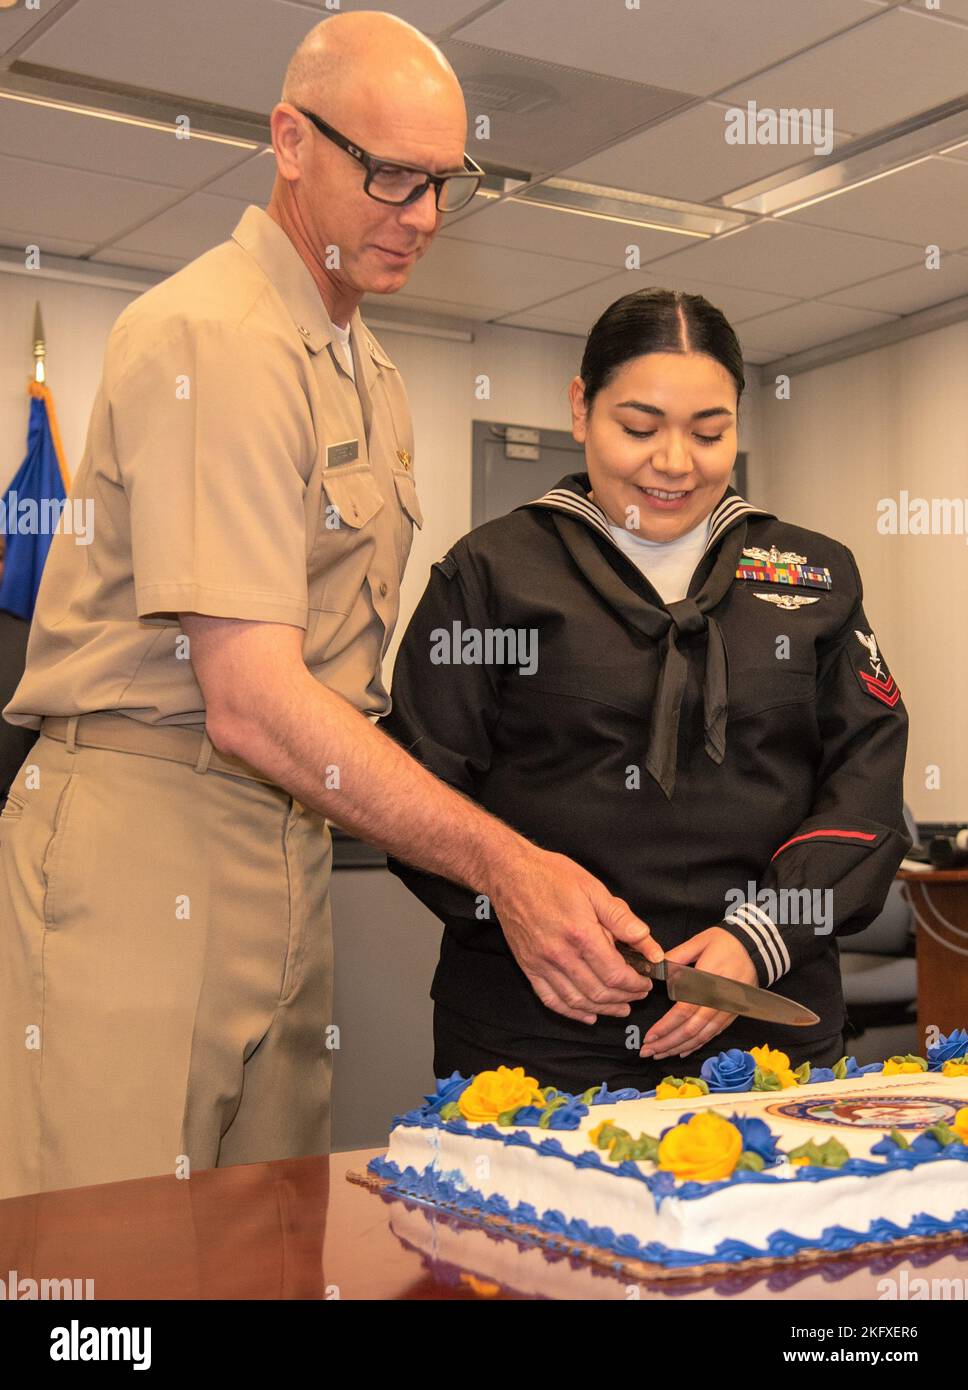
left=656, top=1080, right=706, bottom=1100
left=657, top=1111, right=743, bottom=1182
left=942, top=1060, right=968, bottom=1077
left=882, top=1057, right=926, bottom=1075
left=749, top=1045, right=797, bottom=1088
left=458, top=1066, right=545, bottom=1122
left=953, top=1108, right=968, bottom=1144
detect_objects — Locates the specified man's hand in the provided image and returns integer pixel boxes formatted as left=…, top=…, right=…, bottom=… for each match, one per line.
left=487, top=846, right=664, bottom=1024
left=637, top=926, right=757, bottom=1061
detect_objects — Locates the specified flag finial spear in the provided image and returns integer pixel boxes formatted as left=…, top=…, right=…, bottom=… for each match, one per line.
left=32, top=301, right=46, bottom=384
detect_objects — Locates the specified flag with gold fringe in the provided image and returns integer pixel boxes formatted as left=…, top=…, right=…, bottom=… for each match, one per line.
left=0, top=379, right=70, bottom=621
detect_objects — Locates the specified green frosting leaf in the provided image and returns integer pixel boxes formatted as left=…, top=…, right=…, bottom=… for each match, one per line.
left=537, top=1097, right=569, bottom=1129
left=686, top=1077, right=710, bottom=1095
left=888, top=1128, right=910, bottom=1149
left=592, top=1121, right=631, bottom=1151
left=793, top=1061, right=811, bottom=1085
left=439, top=1101, right=462, bottom=1121
left=496, top=1106, right=522, bottom=1126
left=580, top=1086, right=601, bottom=1106
left=789, top=1137, right=850, bottom=1168
left=629, top=1134, right=660, bottom=1164
left=924, top=1122, right=957, bottom=1147
left=608, top=1132, right=660, bottom=1164
left=735, top=1151, right=765, bottom=1172
left=752, top=1066, right=783, bottom=1091
left=660, top=1075, right=686, bottom=1089
left=832, top=1056, right=849, bottom=1080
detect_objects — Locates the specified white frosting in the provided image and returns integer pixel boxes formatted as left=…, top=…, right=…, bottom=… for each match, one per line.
left=384, top=1072, right=968, bottom=1262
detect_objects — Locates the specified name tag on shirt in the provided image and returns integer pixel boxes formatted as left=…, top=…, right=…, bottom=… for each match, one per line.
left=326, top=438, right=359, bottom=468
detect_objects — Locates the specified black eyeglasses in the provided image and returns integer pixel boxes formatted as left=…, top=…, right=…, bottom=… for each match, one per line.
left=295, top=106, right=484, bottom=212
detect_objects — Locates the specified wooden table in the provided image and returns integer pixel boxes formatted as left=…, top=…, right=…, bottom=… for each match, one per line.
left=1, top=1147, right=966, bottom=1301
left=897, top=867, right=968, bottom=1044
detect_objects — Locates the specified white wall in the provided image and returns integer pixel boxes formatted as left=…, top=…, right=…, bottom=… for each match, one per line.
left=748, top=321, right=968, bottom=823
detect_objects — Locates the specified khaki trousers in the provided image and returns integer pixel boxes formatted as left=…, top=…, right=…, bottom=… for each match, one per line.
left=0, top=724, right=334, bottom=1200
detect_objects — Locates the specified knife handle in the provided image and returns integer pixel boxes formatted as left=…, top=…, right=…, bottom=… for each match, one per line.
left=615, top=942, right=666, bottom=982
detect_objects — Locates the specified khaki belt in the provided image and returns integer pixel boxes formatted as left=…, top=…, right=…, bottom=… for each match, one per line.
left=40, top=714, right=279, bottom=788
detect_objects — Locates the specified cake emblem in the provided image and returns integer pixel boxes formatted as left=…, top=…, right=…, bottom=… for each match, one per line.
left=767, top=1093, right=963, bottom=1130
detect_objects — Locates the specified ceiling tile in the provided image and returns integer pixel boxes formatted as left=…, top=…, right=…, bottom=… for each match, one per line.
left=735, top=298, right=897, bottom=356
left=824, top=252, right=968, bottom=314
left=643, top=219, right=918, bottom=297
left=294, top=0, right=491, bottom=30
left=108, top=190, right=250, bottom=260
left=786, top=157, right=968, bottom=252
left=455, top=0, right=886, bottom=95
left=0, top=151, right=188, bottom=244
left=439, top=197, right=694, bottom=270
left=18, top=0, right=320, bottom=112
left=0, top=95, right=253, bottom=187
left=0, top=226, right=95, bottom=258
left=493, top=309, right=588, bottom=336
left=401, top=235, right=613, bottom=314
left=439, top=38, right=695, bottom=178
left=501, top=268, right=798, bottom=329
left=721, top=7, right=968, bottom=137
left=0, top=0, right=51, bottom=57
left=364, top=289, right=497, bottom=322
left=204, top=149, right=277, bottom=202
left=901, top=0, right=968, bottom=19
left=560, top=101, right=856, bottom=203
left=90, top=247, right=188, bottom=274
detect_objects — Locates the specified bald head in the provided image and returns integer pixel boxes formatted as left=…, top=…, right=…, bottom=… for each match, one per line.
left=268, top=9, right=469, bottom=318
left=282, top=10, right=459, bottom=111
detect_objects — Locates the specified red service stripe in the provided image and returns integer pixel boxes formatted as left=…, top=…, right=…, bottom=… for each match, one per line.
left=859, top=671, right=895, bottom=692
left=771, top=828, right=878, bottom=860
left=864, top=683, right=901, bottom=708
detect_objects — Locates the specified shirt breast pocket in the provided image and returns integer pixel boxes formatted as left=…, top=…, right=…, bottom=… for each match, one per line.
left=728, top=667, right=815, bottom=720
left=319, top=464, right=384, bottom=530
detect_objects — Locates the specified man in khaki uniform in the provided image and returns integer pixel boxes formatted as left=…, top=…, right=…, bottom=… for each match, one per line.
left=0, top=11, right=659, bottom=1200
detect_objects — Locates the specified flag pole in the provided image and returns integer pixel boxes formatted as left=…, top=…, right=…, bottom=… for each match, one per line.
left=32, top=301, right=46, bottom=385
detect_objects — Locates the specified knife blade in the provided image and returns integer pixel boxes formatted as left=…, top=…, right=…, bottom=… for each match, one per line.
left=616, top=943, right=819, bottom=1026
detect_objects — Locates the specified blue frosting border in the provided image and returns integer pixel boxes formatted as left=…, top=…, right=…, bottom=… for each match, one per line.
left=368, top=1152, right=968, bottom=1270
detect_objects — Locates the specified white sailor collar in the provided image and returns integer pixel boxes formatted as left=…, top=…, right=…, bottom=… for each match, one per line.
left=521, top=474, right=774, bottom=558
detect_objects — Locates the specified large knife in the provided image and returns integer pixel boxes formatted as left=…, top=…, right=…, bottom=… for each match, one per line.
left=616, top=943, right=819, bottom=1026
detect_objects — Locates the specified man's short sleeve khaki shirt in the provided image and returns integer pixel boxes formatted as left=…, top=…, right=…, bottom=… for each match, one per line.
left=5, top=205, right=423, bottom=730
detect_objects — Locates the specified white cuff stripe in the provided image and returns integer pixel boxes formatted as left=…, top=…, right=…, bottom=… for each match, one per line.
left=738, top=901, right=792, bottom=974
left=726, top=901, right=792, bottom=979
left=725, top=916, right=778, bottom=986
left=723, top=900, right=784, bottom=989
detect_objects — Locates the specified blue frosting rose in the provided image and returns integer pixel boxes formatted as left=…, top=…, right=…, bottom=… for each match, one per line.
left=727, top=1114, right=781, bottom=1165
left=422, top=1071, right=471, bottom=1112
left=700, top=1048, right=756, bottom=1092
left=927, top=1029, right=968, bottom=1070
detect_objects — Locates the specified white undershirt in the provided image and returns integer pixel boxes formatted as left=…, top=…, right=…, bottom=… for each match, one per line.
left=331, top=320, right=355, bottom=380
left=605, top=510, right=712, bottom=604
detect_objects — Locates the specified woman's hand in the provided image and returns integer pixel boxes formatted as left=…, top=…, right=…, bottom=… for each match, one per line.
left=638, top=926, right=758, bottom=1062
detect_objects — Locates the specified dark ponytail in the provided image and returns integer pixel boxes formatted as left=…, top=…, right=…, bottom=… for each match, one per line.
left=579, top=288, right=746, bottom=417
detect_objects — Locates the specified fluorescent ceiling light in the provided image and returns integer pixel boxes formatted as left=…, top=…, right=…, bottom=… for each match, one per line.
left=0, top=89, right=260, bottom=148
left=721, top=95, right=968, bottom=217
left=507, top=177, right=752, bottom=238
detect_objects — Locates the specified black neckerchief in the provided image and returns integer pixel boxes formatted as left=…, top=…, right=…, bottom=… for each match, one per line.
left=516, top=474, right=775, bottom=800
